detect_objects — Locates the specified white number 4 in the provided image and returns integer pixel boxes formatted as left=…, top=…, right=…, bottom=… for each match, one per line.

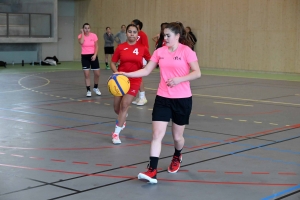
left=133, top=48, right=139, bottom=55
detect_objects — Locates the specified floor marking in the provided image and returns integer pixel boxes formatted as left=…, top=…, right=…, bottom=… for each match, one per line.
left=29, top=157, right=44, bottom=160
left=296, top=94, right=300, bottom=96
left=211, top=116, right=218, bottom=118
left=224, top=172, right=243, bottom=174
left=0, top=163, right=297, bottom=186
left=51, top=159, right=65, bottom=162
left=261, top=184, right=300, bottom=200
left=137, top=107, right=143, bottom=109
left=239, top=120, right=247, bottom=122
left=120, top=166, right=137, bottom=168
left=269, top=123, right=278, bottom=126
left=104, top=103, right=110, bottom=105
left=278, top=172, right=297, bottom=175
left=252, top=172, right=270, bottom=175
left=224, top=118, right=232, bottom=120
left=193, top=94, right=300, bottom=106
left=214, top=102, right=253, bottom=107
left=72, top=162, right=88, bottom=165
left=286, top=125, right=290, bottom=126
left=56, top=96, right=60, bottom=97
left=70, top=98, right=74, bottom=101
left=197, top=114, right=205, bottom=116
left=254, top=121, right=262, bottom=124
left=198, top=170, right=216, bottom=173
left=95, top=164, right=112, bottom=166
left=11, top=154, right=23, bottom=157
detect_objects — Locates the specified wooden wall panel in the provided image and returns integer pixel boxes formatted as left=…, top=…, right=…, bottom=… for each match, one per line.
left=74, top=0, right=299, bottom=73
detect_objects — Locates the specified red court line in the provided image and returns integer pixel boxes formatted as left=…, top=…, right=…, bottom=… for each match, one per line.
left=72, top=162, right=88, bottom=165
left=252, top=172, right=270, bottom=175
left=0, top=163, right=296, bottom=186
left=51, top=159, right=65, bottom=162
left=198, top=170, right=216, bottom=173
left=178, top=170, right=189, bottom=172
left=190, top=142, right=221, bottom=149
left=278, top=172, right=297, bottom=176
left=223, top=123, right=300, bottom=142
left=95, top=164, right=112, bottom=166
left=225, top=172, right=243, bottom=174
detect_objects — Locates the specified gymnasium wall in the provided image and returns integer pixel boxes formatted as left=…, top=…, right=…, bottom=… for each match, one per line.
left=74, top=0, right=300, bottom=73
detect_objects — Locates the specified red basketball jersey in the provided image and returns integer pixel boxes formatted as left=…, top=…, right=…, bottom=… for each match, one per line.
left=112, top=42, right=151, bottom=82
left=136, top=30, right=149, bottom=49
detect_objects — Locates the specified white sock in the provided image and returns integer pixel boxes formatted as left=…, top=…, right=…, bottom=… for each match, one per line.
left=114, top=126, right=122, bottom=134
left=139, top=91, right=145, bottom=99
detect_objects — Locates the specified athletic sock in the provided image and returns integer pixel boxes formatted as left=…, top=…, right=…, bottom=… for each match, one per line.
left=149, top=157, right=159, bottom=169
left=86, top=86, right=91, bottom=91
left=94, top=84, right=98, bottom=89
left=105, top=62, right=108, bottom=66
left=174, top=148, right=182, bottom=157
left=139, top=91, right=145, bottom=99
left=114, top=125, right=123, bottom=134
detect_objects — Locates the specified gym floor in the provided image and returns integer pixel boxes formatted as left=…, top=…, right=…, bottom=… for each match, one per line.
left=0, top=62, right=299, bottom=200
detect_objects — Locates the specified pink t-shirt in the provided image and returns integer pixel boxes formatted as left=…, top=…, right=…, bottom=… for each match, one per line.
left=78, top=33, right=98, bottom=54
left=151, top=43, right=198, bottom=98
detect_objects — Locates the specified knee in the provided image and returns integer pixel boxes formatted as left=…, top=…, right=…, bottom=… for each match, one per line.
left=173, top=135, right=184, bottom=143
left=152, top=131, right=164, bottom=141
left=119, top=102, right=129, bottom=113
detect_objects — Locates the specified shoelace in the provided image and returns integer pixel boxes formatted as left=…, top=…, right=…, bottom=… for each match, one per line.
left=171, top=156, right=180, bottom=167
left=112, top=134, right=119, bottom=139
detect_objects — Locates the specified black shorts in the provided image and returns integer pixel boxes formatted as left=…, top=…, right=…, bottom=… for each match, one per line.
left=152, top=95, right=192, bottom=126
left=81, top=54, right=100, bottom=70
left=104, top=47, right=114, bottom=54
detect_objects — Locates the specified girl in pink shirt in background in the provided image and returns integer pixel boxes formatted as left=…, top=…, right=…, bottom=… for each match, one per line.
left=78, top=23, right=101, bottom=97
left=118, top=22, right=201, bottom=183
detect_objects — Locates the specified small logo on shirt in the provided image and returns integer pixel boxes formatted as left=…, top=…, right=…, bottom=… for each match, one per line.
left=159, top=56, right=164, bottom=59
left=124, top=48, right=128, bottom=50
left=174, top=56, right=181, bottom=60
left=131, top=90, right=136, bottom=93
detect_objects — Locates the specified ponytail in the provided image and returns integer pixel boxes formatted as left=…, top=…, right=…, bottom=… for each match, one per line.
left=165, top=22, right=193, bottom=48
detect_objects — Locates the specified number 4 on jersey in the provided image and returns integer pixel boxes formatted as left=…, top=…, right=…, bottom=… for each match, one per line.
left=133, top=48, right=139, bottom=55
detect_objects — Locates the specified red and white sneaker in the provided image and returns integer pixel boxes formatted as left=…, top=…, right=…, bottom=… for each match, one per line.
left=112, top=133, right=121, bottom=145
left=168, top=154, right=182, bottom=173
left=137, top=166, right=157, bottom=184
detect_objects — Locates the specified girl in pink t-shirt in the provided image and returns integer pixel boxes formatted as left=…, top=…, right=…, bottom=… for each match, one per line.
left=119, top=22, right=201, bottom=184
left=78, top=23, right=101, bottom=97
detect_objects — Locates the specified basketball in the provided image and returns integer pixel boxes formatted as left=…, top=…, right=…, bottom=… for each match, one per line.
left=107, top=74, right=130, bottom=96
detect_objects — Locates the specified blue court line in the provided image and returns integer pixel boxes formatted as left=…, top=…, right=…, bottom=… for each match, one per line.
left=261, top=185, right=300, bottom=200
left=1, top=107, right=300, bottom=156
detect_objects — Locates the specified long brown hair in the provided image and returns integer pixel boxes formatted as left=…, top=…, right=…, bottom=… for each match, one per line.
left=165, top=22, right=193, bottom=48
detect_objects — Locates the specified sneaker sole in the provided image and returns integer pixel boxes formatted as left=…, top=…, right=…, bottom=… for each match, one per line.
left=131, top=102, right=137, bottom=105
left=137, top=173, right=157, bottom=184
left=112, top=141, right=121, bottom=145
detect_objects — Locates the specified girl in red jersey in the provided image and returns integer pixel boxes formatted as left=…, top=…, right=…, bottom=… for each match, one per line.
left=110, top=24, right=151, bottom=145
